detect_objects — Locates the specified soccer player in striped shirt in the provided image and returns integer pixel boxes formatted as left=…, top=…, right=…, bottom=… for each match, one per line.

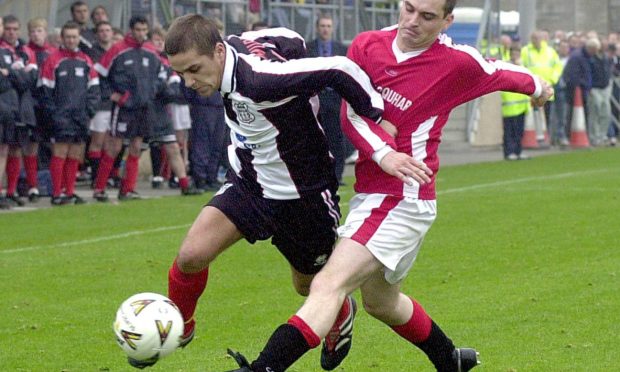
left=229, top=0, right=554, bottom=371
left=126, top=14, right=427, bottom=370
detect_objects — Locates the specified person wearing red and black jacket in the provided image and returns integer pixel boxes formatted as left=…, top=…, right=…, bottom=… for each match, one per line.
left=86, top=20, right=115, bottom=187
left=148, top=57, right=202, bottom=196
left=92, top=15, right=166, bottom=201
left=0, top=44, right=21, bottom=210
left=39, top=22, right=99, bottom=205
left=26, top=17, right=58, bottom=201
left=0, top=15, right=38, bottom=207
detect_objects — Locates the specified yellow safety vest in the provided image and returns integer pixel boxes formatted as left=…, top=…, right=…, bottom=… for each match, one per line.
left=520, top=41, right=562, bottom=86
left=501, top=91, right=531, bottom=118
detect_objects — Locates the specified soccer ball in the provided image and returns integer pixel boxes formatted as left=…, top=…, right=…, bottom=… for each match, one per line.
left=113, top=292, right=184, bottom=362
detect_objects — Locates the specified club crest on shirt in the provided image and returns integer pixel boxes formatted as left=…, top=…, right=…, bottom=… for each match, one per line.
left=233, top=102, right=255, bottom=124
left=384, top=68, right=398, bottom=77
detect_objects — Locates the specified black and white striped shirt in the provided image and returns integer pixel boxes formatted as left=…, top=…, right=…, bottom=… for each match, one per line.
left=221, top=28, right=385, bottom=200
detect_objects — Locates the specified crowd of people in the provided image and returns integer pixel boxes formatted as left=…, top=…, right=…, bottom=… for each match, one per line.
left=3, top=2, right=616, bottom=211
left=495, top=28, right=620, bottom=160
left=0, top=1, right=229, bottom=210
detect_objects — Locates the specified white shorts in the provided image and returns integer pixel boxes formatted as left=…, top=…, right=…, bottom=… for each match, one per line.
left=337, top=193, right=436, bottom=284
left=168, top=104, right=191, bottom=131
left=89, top=110, right=111, bottom=133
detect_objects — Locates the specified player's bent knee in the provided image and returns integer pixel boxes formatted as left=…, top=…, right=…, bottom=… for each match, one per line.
left=176, top=244, right=217, bottom=273
left=362, top=298, right=397, bottom=322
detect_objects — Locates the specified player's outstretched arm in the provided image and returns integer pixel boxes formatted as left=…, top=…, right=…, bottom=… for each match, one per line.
left=378, top=151, right=433, bottom=186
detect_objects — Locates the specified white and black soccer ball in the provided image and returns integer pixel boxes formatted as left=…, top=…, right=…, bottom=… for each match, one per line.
left=113, top=292, right=184, bottom=362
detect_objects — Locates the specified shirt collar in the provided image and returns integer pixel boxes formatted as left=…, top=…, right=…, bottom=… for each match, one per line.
left=220, top=41, right=237, bottom=94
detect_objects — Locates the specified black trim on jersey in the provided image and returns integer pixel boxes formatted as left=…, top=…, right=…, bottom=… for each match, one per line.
left=261, top=97, right=336, bottom=195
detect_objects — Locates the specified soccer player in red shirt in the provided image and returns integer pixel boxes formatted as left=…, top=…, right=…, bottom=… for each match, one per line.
left=228, top=0, right=554, bottom=371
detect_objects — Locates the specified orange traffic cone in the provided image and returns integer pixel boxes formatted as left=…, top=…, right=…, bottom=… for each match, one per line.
left=521, top=106, right=538, bottom=148
left=569, top=86, right=590, bottom=148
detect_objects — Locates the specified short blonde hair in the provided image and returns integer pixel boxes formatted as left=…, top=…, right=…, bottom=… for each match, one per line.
left=28, top=17, right=48, bottom=32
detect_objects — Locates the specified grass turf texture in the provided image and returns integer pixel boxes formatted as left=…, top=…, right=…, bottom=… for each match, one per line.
left=1, top=148, right=618, bottom=371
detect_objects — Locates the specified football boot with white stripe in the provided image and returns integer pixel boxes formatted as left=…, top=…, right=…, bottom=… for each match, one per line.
left=452, top=347, right=480, bottom=371
left=320, top=295, right=357, bottom=370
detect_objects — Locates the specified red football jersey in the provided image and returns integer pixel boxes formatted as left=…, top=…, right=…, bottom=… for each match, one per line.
left=342, top=26, right=541, bottom=199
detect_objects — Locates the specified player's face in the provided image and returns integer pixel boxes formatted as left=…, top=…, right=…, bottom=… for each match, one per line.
left=3, top=21, right=20, bottom=45
left=318, top=18, right=333, bottom=41
left=72, top=5, right=89, bottom=25
left=169, top=44, right=226, bottom=97
left=92, top=7, right=109, bottom=24
left=397, top=0, right=454, bottom=51
left=151, top=34, right=165, bottom=53
left=29, top=26, right=48, bottom=47
left=62, top=29, right=80, bottom=50
left=96, top=24, right=113, bottom=44
left=131, top=22, right=149, bottom=43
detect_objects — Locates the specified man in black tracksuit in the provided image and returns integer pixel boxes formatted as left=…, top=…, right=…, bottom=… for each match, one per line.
left=92, top=15, right=165, bottom=201
left=39, top=21, right=99, bottom=205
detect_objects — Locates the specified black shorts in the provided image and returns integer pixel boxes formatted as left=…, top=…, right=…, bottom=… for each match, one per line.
left=149, top=104, right=176, bottom=144
left=52, top=118, right=89, bottom=143
left=110, top=104, right=152, bottom=139
left=0, top=122, right=29, bottom=146
left=208, top=179, right=341, bottom=275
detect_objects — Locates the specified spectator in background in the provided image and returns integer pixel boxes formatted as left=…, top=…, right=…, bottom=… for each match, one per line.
left=567, top=32, right=582, bottom=52
left=147, top=26, right=200, bottom=195
left=90, top=5, right=109, bottom=28
left=39, top=21, right=99, bottom=205
left=307, top=14, right=349, bottom=185
left=26, top=17, right=57, bottom=201
left=86, top=20, right=114, bottom=183
left=490, top=34, right=512, bottom=61
left=586, top=37, right=612, bottom=146
left=182, top=82, right=227, bottom=191
left=0, top=16, right=19, bottom=210
left=111, top=27, right=124, bottom=43
left=608, top=42, right=620, bottom=146
left=501, top=46, right=531, bottom=160
left=521, top=30, right=562, bottom=146
left=148, top=45, right=203, bottom=196
left=148, top=26, right=171, bottom=188
left=550, top=39, right=571, bottom=146
left=92, top=15, right=165, bottom=201
left=70, top=1, right=96, bottom=55
left=0, top=15, right=38, bottom=207
left=155, top=27, right=193, bottom=185
left=563, top=37, right=599, bottom=139
left=47, top=27, right=62, bottom=48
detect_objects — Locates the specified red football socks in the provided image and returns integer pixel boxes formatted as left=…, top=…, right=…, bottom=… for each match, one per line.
left=168, top=259, right=209, bottom=326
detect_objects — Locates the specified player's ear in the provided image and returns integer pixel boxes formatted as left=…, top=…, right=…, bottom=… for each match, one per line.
left=442, top=13, right=454, bottom=31
left=215, top=42, right=226, bottom=61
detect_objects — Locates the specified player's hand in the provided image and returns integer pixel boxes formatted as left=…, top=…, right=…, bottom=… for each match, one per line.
left=0, top=68, right=8, bottom=76
left=110, top=92, right=122, bottom=102
left=10, top=60, right=24, bottom=70
left=379, top=151, right=433, bottom=185
left=532, top=78, right=554, bottom=107
left=380, top=119, right=398, bottom=138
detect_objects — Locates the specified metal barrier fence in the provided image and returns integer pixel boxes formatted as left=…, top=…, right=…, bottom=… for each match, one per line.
left=164, top=0, right=401, bottom=43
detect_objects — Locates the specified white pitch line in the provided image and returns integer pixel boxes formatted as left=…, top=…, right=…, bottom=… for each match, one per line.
left=437, top=168, right=613, bottom=195
left=2, top=224, right=190, bottom=254
left=2, top=168, right=615, bottom=255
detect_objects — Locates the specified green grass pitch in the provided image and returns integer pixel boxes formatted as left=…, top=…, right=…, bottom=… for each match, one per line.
left=1, top=148, right=619, bottom=371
